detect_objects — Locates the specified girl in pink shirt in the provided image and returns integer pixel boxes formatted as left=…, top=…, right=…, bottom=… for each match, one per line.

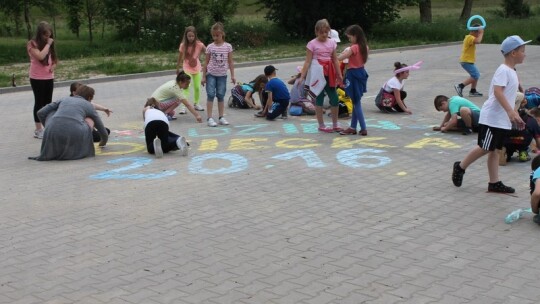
left=338, top=25, right=369, bottom=136
left=202, top=22, right=236, bottom=127
left=27, top=21, right=58, bottom=139
left=299, top=19, right=343, bottom=133
left=177, top=26, right=206, bottom=112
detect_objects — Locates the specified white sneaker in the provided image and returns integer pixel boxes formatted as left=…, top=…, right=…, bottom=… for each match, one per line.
left=34, top=129, right=44, bottom=139
left=176, top=136, right=188, bottom=156
left=179, top=106, right=187, bottom=114
left=153, top=138, right=163, bottom=158
left=207, top=117, right=217, bottom=127
left=194, top=104, right=204, bottom=111
left=218, top=117, right=229, bottom=125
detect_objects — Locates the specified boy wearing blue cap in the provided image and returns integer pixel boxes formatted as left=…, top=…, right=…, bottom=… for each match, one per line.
left=452, top=35, right=530, bottom=193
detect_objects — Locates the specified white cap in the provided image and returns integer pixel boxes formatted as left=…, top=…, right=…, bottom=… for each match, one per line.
left=329, top=29, right=340, bottom=43
left=501, top=35, right=531, bottom=55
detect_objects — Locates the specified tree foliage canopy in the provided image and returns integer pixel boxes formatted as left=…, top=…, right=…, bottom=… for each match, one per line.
left=256, top=0, right=418, bottom=37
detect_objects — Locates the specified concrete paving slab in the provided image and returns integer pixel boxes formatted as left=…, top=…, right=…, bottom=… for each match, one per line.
left=1, top=42, right=540, bottom=303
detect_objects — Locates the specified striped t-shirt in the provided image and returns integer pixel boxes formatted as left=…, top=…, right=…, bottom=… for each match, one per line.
left=206, top=42, right=233, bottom=76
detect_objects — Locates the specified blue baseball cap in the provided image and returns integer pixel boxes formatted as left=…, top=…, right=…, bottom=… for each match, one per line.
left=501, top=35, right=531, bottom=55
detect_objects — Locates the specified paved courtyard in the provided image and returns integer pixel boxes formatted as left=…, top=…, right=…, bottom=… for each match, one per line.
left=1, top=42, right=540, bottom=303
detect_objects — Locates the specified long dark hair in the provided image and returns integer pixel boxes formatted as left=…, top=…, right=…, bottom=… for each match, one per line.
left=33, top=21, right=57, bottom=66
left=181, top=26, right=199, bottom=58
left=249, top=74, right=268, bottom=91
left=345, top=24, right=368, bottom=63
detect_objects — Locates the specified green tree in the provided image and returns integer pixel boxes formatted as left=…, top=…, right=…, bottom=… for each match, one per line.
left=204, top=0, right=239, bottom=23
left=83, top=0, right=105, bottom=42
left=460, top=0, right=473, bottom=20
left=502, top=0, right=530, bottom=18
left=419, top=0, right=432, bottom=23
left=0, top=0, right=24, bottom=36
left=256, top=0, right=417, bottom=38
left=64, top=0, right=82, bottom=37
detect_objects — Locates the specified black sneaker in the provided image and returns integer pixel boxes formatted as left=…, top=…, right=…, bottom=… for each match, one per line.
left=462, top=128, right=472, bottom=135
left=533, top=214, right=540, bottom=225
left=488, top=181, right=515, bottom=193
left=469, top=91, right=483, bottom=97
left=454, top=84, right=463, bottom=97
left=452, top=161, right=465, bottom=187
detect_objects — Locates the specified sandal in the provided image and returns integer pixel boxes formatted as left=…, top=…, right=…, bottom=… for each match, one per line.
left=339, top=128, right=357, bottom=135
left=318, top=126, right=334, bottom=133
left=333, top=126, right=343, bottom=132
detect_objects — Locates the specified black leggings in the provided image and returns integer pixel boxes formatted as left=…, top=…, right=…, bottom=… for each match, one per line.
left=30, top=78, right=54, bottom=123
left=144, top=121, right=180, bottom=154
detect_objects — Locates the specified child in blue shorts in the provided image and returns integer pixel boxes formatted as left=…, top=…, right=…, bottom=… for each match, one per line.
left=454, top=25, right=484, bottom=98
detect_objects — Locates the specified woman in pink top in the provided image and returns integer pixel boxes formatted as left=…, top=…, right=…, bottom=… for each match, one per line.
left=337, top=24, right=369, bottom=136
left=176, top=26, right=206, bottom=112
left=27, top=21, right=58, bottom=139
left=299, top=19, right=343, bottom=133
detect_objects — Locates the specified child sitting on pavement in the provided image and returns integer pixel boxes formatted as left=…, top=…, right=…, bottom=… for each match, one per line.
left=504, top=107, right=540, bottom=163
left=255, top=65, right=290, bottom=120
left=433, top=95, right=480, bottom=135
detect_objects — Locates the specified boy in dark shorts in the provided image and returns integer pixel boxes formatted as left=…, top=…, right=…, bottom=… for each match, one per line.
left=257, top=65, right=290, bottom=120
left=452, top=35, right=530, bottom=193
left=433, top=95, right=480, bottom=135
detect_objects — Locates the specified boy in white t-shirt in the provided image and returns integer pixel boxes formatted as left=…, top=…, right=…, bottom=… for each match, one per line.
left=452, top=35, right=530, bottom=193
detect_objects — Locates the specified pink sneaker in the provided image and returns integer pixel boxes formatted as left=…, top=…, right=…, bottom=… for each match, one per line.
left=318, top=126, right=334, bottom=133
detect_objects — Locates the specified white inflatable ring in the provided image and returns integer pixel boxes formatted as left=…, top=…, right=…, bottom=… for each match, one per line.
left=467, top=15, right=486, bottom=30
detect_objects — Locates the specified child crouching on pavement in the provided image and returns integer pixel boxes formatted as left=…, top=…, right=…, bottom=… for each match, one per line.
left=143, top=98, right=188, bottom=158
left=256, top=65, right=290, bottom=120
left=433, top=95, right=480, bottom=135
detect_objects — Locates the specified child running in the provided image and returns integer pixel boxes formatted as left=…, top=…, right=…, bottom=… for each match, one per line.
left=454, top=24, right=484, bottom=97
left=177, top=26, right=206, bottom=112
left=337, top=24, right=369, bottom=136
left=299, top=19, right=343, bottom=133
left=452, top=35, right=530, bottom=193
left=143, top=98, right=188, bottom=158
left=202, top=22, right=235, bottom=127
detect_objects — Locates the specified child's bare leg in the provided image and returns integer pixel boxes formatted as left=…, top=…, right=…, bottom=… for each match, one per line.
left=207, top=101, right=213, bottom=119
left=315, top=106, right=325, bottom=127
left=487, top=150, right=500, bottom=183
left=331, top=106, right=339, bottom=127
left=460, top=107, right=473, bottom=128
left=218, top=100, right=224, bottom=118
left=460, top=145, right=489, bottom=170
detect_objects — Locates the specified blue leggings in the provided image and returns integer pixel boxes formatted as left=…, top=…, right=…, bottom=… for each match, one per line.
left=345, top=67, right=368, bottom=130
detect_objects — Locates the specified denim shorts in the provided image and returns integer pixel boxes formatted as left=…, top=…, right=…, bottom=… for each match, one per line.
left=460, top=62, right=480, bottom=80
left=206, top=74, right=227, bottom=102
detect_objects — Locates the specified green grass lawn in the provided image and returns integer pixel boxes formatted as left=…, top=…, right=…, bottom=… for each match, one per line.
left=2, top=0, right=540, bottom=88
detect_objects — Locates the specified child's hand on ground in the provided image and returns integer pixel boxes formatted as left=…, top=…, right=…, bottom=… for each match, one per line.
left=195, top=114, right=203, bottom=123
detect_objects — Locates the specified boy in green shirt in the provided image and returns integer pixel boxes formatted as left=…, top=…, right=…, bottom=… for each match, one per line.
left=433, top=95, right=481, bottom=135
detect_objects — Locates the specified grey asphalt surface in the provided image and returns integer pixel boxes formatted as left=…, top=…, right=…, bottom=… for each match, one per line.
left=2, top=42, right=540, bottom=303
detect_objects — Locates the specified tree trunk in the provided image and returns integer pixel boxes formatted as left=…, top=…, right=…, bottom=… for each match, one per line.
left=23, top=0, right=32, bottom=40
left=419, top=0, right=432, bottom=23
left=460, top=0, right=473, bottom=20
left=86, top=0, right=93, bottom=42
